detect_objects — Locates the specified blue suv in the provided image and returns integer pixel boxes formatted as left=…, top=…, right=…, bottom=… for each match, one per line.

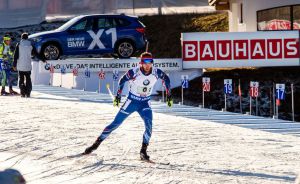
left=29, top=14, right=147, bottom=60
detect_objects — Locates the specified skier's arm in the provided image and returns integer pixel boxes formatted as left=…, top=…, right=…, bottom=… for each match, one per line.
left=113, top=69, right=134, bottom=107
left=157, top=69, right=173, bottom=107
left=116, top=69, right=135, bottom=96
left=157, top=69, right=171, bottom=96
left=13, top=43, right=19, bottom=67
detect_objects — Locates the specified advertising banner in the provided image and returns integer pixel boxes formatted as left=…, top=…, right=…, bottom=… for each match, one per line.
left=182, top=31, right=300, bottom=68
left=40, top=58, right=182, bottom=73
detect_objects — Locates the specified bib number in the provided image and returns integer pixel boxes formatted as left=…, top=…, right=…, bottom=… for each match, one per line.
left=137, top=86, right=151, bottom=96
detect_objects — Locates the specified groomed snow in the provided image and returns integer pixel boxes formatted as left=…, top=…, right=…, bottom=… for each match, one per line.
left=1, top=87, right=300, bottom=184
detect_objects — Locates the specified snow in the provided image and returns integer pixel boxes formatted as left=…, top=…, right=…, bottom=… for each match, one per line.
left=1, top=86, right=300, bottom=183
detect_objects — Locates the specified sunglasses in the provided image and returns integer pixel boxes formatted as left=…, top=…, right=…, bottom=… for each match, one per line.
left=141, top=58, right=154, bottom=64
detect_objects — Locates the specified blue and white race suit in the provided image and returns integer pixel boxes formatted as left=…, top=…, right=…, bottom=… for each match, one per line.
left=99, top=67, right=171, bottom=144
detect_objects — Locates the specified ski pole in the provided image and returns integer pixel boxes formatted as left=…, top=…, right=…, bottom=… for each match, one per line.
left=106, top=84, right=114, bottom=100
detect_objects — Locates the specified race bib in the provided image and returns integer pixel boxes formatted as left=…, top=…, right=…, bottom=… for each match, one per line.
left=137, top=86, right=151, bottom=96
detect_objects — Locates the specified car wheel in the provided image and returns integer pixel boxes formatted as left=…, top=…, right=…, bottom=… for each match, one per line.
left=42, top=43, right=61, bottom=60
left=116, top=41, right=135, bottom=58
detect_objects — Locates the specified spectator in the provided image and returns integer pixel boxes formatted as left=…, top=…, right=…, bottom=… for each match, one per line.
left=13, top=33, right=45, bottom=97
left=0, top=34, right=18, bottom=95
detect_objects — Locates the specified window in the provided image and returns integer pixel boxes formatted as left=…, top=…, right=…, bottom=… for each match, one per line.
left=97, top=18, right=111, bottom=29
left=257, top=5, right=300, bottom=31
left=115, top=18, right=131, bottom=27
left=98, top=18, right=106, bottom=28
left=70, top=19, right=89, bottom=31
left=257, top=6, right=291, bottom=30
left=293, top=5, right=300, bottom=30
left=108, top=18, right=118, bottom=28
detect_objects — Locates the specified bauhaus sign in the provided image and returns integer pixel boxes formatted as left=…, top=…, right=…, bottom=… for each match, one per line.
left=181, top=31, right=300, bottom=68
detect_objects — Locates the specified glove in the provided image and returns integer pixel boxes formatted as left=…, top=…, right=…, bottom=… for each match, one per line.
left=166, top=95, right=173, bottom=107
left=113, top=95, right=121, bottom=107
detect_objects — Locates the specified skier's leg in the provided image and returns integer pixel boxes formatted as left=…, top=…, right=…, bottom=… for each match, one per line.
left=137, top=101, right=153, bottom=160
left=99, top=99, right=136, bottom=140
left=84, top=99, right=137, bottom=154
left=138, top=101, right=153, bottom=145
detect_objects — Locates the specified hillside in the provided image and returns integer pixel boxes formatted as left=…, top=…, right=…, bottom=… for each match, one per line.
left=140, top=13, right=228, bottom=58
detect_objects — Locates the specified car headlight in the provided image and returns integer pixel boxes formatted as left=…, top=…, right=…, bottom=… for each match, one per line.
left=31, top=37, right=42, bottom=42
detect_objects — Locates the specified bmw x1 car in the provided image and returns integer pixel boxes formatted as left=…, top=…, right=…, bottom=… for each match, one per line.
left=29, top=14, right=147, bottom=60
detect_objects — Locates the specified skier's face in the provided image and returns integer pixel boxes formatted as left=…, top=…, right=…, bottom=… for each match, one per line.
left=141, top=63, right=152, bottom=74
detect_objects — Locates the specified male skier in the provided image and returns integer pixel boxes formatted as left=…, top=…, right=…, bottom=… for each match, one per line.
left=84, top=52, right=173, bottom=161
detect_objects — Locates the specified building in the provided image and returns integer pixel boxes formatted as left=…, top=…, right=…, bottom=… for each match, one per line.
left=47, top=0, right=115, bottom=15
left=0, top=0, right=48, bottom=28
left=209, top=0, right=300, bottom=32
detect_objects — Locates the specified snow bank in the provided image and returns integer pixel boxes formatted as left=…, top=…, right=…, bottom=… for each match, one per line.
left=0, top=88, right=300, bottom=183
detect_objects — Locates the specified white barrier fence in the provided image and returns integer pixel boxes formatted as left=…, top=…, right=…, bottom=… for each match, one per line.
left=39, top=58, right=183, bottom=73
left=32, top=58, right=202, bottom=96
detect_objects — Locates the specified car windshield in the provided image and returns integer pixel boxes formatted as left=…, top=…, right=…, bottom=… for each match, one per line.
left=56, top=16, right=83, bottom=31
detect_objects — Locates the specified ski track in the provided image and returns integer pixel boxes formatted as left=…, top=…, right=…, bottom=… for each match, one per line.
left=1, top=91, right=300, bottom=183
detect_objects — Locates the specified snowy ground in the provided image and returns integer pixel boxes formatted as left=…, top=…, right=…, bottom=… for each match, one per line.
left=1, top=86, right=300, bottom=184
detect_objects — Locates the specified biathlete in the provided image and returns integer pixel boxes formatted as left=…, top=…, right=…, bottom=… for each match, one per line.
left=84, top=52, right=173, bottom=161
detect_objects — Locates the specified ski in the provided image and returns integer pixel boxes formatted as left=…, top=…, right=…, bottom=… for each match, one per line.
left=67, top=153, right=97, bottom=158
left=81, top=153, right=97, bottom=156
left=140, top=159, right=170, bottom=165
left=141, top=159, right=156, bottom=164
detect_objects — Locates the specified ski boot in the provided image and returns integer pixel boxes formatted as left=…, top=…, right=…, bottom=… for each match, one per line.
left=140, top=143, right=150, bottom=160
left=83, top=138, right=102, bottom=155
left=1, top=87, right=9, bottom=96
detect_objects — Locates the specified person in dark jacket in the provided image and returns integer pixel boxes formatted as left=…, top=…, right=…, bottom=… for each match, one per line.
left=13, top=33, right=45, bottom=97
